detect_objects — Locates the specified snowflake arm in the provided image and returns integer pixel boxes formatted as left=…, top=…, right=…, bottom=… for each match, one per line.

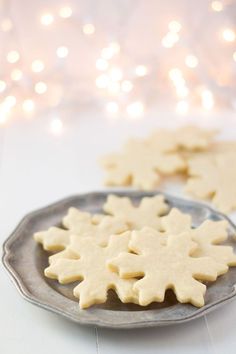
left=192, top=220, right=236, bottom=266
left=49, top=247, right=79, bottom=264
left=34, top=227, right=72, bottom=251
left=108, top=253, right=145, bottom=278
left=161, top=208, right=192, bottom=234
left=45, top=258, right=84, bottom=284
left=186, top=156, right=218, bottom=198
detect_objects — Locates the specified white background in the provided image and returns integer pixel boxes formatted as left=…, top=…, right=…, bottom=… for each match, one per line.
left=1, top=111, right=236, bottom=354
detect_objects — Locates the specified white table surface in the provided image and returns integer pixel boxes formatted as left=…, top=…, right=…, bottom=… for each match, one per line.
left=1, top=111, right=236, bottom=354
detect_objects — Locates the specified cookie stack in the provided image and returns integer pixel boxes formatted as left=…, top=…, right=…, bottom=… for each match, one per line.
left=101, top=126, right=236, bottom=213
left=34, top=195, right=236, bottom=309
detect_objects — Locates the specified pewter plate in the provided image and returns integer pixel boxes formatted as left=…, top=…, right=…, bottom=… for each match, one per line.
left=2, top=191, right=236, bottom=329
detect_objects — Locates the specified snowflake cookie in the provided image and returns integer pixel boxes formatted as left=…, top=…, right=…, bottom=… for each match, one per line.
left=186, top=152, right=236, bottom=213
left=34, top=207, right=128, bottom=251
left=148, top=125, right=217, bottom=152
left=101, top=139, right=186, bottom=189
left=103, top=194, right=168, bottom=230
left=108, top=227, right=228, bottom=307
left=45, top=232, right=138, bottom=308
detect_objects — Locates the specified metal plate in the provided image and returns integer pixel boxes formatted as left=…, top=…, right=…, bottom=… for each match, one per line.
left=2, top=191, right=236, bottom=329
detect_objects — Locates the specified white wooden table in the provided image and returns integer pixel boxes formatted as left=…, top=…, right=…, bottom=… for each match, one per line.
left=1, top=111, right=236, bottom=354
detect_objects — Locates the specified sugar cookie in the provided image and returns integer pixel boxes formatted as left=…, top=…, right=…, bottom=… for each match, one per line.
left=103, top=194, right=168, bottom=230
left=108, top=227, right=227, bottom=307
left=186, top=152, right=236, bottom=213
left=34, top=207, right=128, bottom=251
left=45, top=232, right=138, bottom=309
left=101, top=139, right=185, bottom=189
left=148, top=125, right=217, bottom=152
left=210, top=141, right=236, bottom=154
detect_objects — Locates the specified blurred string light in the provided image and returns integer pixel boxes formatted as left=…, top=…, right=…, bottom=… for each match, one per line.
left=0, top=80, right=7, bottom=93
left=7, top=50, right=20, bottom=63
left=185, top=54, right=198, bottom=68
left=233, top=52, right=236, bottom=62
left=101, top=42, right=120, bottom=60
left=34, top=82, right=47, bottom=94
left=56, top=46, right=69, bottom=58
left=126, top=101, right=144, bottom=118
left=201, top=89, right=214, bottom=110
left=110, top=67, right=123, bottom=81
left=41, top=13, right=54, bottom=26
left=96, top=58, right=109, bottom=71
left=11, top=69, right=23, bottom=81
left=168, top=20, right=182, bottom=33
left=211, top=1, right=223, bottom=12
left=169, top=68, right=189, bottom=98
left=22, top=99, right=35, bottom=113
left=162, top=32, right=179, bottom=48
left=82, top=23, right=95, bottom=35
left=109, top=42, right=120, bottom=54
left=31, top=60, right=45, bottom=73
left=106, top=101, right=119, bottom=115
left=0, top=96, right=15, bottom=124
left=0, top=3, right=236, bottom=127
left=135, top=65, right=148, bottom=77
left=162, top=20, right=181, bottom=48
left=0, top=104, right=10, bottom=124
left=176, top=100, right=189, bottom=114
left=222, top=28, right=235, bottom=42
left=5, top=95, right=17, bottom=107
left=50, top=118, right=63, bottom=135
left=59, top=6, right=72, bottom=19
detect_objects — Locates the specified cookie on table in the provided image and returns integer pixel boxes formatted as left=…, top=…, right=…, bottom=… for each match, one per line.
left=186, top=152, right=236, bottom=213
left=101, top=139, right=186, bottom=190
left=147, top=125, right=217, bottom=152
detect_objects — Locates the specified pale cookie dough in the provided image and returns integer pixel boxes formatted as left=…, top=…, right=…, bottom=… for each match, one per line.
left=49, top=247, right=79, bottom=264
left=180, top=140, right=236, bottom=164
left=186, top=152, right=236, bottom=213
left=108, top=227, right=228, bottom=307
left=210, top=141, right=236, bottom=154
left=45, top=232, right=138, bottom=309
left=34, top=209, right=95, bottom=251
left=101, top=139, right=186, bottom=189
left=34, top=207, right=128, bottom=251
left=161, top=208, right=236, bottom=267
left=148, top=125, right=217, bottom=152
left=103, top=194, right=168, bottom=230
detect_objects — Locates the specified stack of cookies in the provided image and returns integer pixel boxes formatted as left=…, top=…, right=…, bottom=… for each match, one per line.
left=101, top=125, right=236, bottom=213
left=34, top=195, right=236, bottom=309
